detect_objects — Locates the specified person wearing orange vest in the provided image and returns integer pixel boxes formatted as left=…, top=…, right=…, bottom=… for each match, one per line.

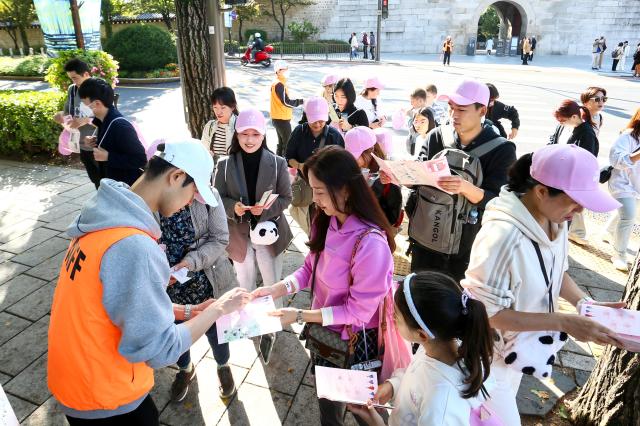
left=47, top=140, right=251, bottom=425
left=271, top=60, right=304, bottom=156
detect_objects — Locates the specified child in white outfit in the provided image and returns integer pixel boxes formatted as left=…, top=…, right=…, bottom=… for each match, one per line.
left=349, top=272, right=502, bottom=426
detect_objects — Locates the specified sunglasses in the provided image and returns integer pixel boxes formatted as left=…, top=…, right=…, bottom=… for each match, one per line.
left=590, top=96, right=608, bottom=103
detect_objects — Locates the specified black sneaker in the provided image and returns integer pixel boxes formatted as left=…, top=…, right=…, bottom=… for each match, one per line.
left=217, top=365, right=236, bottom=399
left=170, top=367, right=196, bottom=402
left=259, top=333, right=276, bottom=365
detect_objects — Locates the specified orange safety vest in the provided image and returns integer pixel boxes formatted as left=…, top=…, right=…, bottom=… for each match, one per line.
left=48, top=227, right=155, bottom=411
left=270, top=79, right=293, bottom=121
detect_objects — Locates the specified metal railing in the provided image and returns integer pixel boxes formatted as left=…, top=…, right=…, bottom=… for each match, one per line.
left=224, top=42, right=372, bottom=62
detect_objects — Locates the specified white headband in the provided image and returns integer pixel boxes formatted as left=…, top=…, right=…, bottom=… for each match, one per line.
left=403, top=273, right=435, bottom=339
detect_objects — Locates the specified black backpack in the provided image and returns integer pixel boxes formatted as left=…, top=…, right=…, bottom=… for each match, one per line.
left=407, top=128, right=507, bottom=255
left=371, top=179, right=403, bottom=227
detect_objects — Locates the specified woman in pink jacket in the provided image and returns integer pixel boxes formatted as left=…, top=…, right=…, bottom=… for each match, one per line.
left=254, top=146, right=395, bottom=425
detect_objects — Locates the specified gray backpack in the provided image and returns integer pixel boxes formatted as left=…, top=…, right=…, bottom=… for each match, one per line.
left=408, top=134, right=506, bottom=255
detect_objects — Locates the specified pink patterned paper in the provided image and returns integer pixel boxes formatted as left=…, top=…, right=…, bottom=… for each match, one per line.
left=580, top=304, right=640, bottom=352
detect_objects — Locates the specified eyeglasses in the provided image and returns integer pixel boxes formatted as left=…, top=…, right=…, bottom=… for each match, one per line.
left=591, top=96, right=608, bottom=103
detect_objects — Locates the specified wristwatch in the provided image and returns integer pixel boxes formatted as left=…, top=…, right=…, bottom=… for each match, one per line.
left=296, top=310, right=304, bottom=325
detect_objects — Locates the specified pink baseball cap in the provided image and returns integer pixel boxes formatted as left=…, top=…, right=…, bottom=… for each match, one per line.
left=364, top=76, right=385, bottom=90
left=305, top=97, right=329, bottom=123
left=235, top=108, right=266, bottom=135
left=374, top=128, right=393, bottom=156
left=438, top=79, right=489, bottom=106
left=321, top=74, right=339, bottom=86
left=345, top=126, right=376, bottom=160
left=530, top=144, right=620, bottom=213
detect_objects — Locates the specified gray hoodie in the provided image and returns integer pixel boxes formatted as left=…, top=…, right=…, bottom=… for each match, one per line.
left=62, top=179, right=191, bottom=419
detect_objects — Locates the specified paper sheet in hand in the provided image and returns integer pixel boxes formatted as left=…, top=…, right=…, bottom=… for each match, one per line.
left=580, top=304, right=640, bottom=352
left=171, top=267, right=191, bottom=284
left=372, top=154, right=450, bottom=187
left=216, top=295, right=282, bottom=343
left=0, top=385, right=19, bottom=426
left=242, top=190, right=279, bottom=210
left=315, top=366, right=378, bottom=405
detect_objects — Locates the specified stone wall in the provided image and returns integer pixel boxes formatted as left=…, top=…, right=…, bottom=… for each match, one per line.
left=3, top=1, right=640, bottom=55
left=239, top=0, right=640, bottom=55
left=0, top=21, right=171, bottom=51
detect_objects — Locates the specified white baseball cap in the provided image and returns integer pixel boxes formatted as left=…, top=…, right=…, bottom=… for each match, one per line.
left=153, top=139, right=218, bottom=207
left=274, top=60, right=288, bottom=72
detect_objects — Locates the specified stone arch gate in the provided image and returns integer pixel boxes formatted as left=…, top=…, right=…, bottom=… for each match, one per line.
left=465, top=0, right=537, bottom=55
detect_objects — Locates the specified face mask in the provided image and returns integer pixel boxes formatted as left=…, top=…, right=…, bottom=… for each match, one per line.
left=78, top=102, right=94, bottom=118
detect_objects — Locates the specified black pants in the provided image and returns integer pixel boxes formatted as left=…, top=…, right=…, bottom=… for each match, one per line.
left=612, top=59, right=620, bottom=71
left=522, top=53, right=529, bottom=65
left=370, top=46, right=375, bottom=60
left=80, top=149, right=101, bottom=189
left=66, top=395, right=159, bottom=425
left=363, top=45, right=368, bottom=59
left=410, top=243, right=468, bottom=282
left=443, top=51, right=451, bottom=65
left=273, top=119, right=292, bottom=157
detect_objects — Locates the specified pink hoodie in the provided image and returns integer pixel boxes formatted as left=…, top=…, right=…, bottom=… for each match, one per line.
left=287, top=215, right=394, bottom=339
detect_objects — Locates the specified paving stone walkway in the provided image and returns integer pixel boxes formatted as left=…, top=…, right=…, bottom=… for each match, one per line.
left=0, top=159, right=631, bottom=425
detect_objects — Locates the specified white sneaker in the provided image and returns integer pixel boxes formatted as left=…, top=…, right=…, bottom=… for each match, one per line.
left=611, top=256, right=629, bottom=272
left=568, top=234, right=589, bottom=246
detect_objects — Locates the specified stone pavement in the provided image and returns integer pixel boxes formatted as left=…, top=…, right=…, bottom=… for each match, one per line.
left=0, top=159, right=631, bottom=425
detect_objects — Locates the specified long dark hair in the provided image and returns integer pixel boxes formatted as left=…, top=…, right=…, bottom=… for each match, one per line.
left=304, top=146, right=396, bottom=253
left=227, top=132, right=270, bottom=155
left=395, top=272, right=493, bottom=399
left=333, top=78, right=357, bottom=108
left=412, top=107, right=436, bottom=133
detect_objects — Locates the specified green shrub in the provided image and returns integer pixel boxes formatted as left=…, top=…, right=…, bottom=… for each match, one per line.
left=14, top=56, right=52, bottom=76
left=104, top=24, right=177, bottom=72
left=270, top=42, right=351, bottom=54
left=244, top=28, right=268, bottom=42
left=0, top=56, right=52, bottom=77
left=287, top=20, right=318, bottom=43
left=0, top=90, right=66, bottom=155
left=45, top=49, right=119, bottom=92
left=317, top=39, right=350, bottom=46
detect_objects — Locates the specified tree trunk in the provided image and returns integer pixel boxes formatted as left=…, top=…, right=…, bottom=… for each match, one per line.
left=570, top=255, right=640, bottom=426
left=101, top=0, right=113, bottom=39
left=162, top=13, right=173, bottom=32
left=238, top=20, right=243, bottom=44
left=5, top=27, right=19, bottom=51
left=174, top=0, right=224, bottom=139
left=18, top=25, right=29, bottom=50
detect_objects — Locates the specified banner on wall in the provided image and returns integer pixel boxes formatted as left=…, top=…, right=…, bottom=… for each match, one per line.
left=33, top=0, right=102, bottom=52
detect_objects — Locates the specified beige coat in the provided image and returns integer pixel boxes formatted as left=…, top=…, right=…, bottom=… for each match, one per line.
left=522, top=39, right=532, bottom=54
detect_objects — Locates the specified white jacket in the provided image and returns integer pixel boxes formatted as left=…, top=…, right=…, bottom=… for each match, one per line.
left=387, top=347, right=488, bottom=426
left=354, top=95, right=382, bottom=124
left=461, top=187, right=568, bottom=353
left=608, top=130, right=640, bottom=199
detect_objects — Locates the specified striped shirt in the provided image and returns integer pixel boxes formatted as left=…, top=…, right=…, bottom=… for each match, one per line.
left=211, top=123, right=229, bottom=156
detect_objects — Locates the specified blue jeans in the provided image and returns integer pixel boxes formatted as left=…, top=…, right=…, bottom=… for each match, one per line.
left=569, top=212, right=587, bottom=238
left=175, top=321, right=230, bottom=368
left=607, top=197, right=638, bottom=258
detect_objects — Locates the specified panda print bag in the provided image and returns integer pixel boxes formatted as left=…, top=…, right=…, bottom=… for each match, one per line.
left=500, top=239, right=568, bottom=380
